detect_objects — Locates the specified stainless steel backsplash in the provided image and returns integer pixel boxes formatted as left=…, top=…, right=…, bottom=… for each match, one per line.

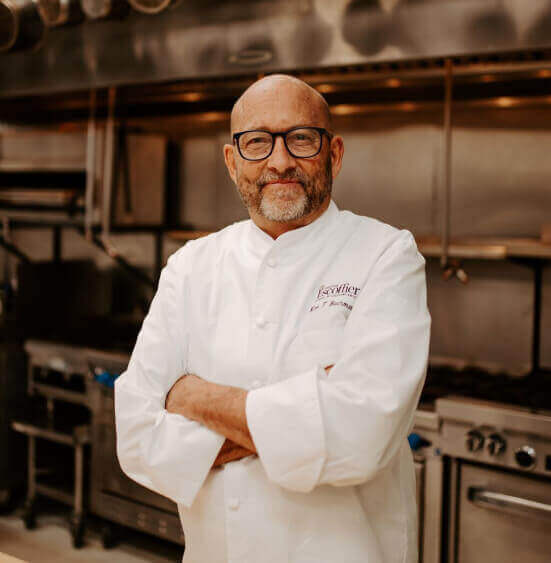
left=3, top=102, right=550, bottom=372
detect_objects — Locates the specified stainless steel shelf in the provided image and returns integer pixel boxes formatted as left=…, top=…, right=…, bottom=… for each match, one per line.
left=417, top=236, right=551, bottom=260
left=35, top=483, right=74, bottom=506
left=0, top=162, right=86, bottom=173
left=32, top=383, right=89, bottom=407
left=166, top=231, right=551, bottom=261
left=11, top=421, right=90, bottom=446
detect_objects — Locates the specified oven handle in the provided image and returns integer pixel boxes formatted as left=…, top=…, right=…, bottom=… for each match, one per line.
left=468, top=487, right=551, bottom=521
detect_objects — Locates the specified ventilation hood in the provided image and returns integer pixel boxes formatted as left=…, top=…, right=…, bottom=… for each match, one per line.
left=1, top=0, right=551, bottom=98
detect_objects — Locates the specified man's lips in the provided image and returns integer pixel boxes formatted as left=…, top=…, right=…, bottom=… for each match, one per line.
left=263, top=179, right=303, bottom=187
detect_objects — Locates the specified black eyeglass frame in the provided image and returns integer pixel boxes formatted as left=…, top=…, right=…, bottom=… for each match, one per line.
left=232, top=126, right=333, bottom=161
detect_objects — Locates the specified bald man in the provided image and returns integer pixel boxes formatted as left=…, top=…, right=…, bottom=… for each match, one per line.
left=115, top=74, right=431, bottom=563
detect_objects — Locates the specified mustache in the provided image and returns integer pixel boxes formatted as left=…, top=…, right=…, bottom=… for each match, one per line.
left=256, top=170, right=308, bottom=189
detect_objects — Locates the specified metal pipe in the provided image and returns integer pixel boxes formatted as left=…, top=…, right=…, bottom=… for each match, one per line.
left=532, top=261, right=542, bottom=375
left=2, top=217, right=11, bottom=285
left=74, top=443, right=83, bottom=516
left=75, top=226, right=154, bottom=287
left=441, top=58, right=453, bottom=270
left=101, top=86, right=116, bottom=255
left=0, top=234, right=32, bottom=263
left=84, top=89, right=97, bottom=242
left=27, top=436, right=36, bottom=501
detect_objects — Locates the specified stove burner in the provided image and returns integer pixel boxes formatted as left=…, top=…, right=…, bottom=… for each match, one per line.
left=422, top=366, right=551, bottom=411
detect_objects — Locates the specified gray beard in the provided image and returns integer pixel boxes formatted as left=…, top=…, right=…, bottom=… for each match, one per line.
left=258, top=186, right=309, bottom=222
left=236, top=156, right=333, bottom=223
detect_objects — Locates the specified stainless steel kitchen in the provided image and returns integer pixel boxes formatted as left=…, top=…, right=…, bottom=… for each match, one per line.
left=0, top=1, right=550, bottom=562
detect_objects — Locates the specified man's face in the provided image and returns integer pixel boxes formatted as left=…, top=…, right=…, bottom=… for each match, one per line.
left=234, top=133, right=333, bottom=223
left=225, top=80, right=340, bottom=223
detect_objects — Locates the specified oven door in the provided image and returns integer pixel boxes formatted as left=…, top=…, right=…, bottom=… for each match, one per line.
left=457, top=463, right=551, bottom=563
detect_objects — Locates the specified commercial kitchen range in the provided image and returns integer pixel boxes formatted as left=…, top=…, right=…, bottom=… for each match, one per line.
left=414, top=370, right=551, bottom=563
left=5, top=338, right=551, bottom=561
left=1, top=0, right=551, bottom=561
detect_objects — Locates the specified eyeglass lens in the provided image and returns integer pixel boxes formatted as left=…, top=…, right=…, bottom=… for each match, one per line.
left=238, top=128, right=322, bottom=160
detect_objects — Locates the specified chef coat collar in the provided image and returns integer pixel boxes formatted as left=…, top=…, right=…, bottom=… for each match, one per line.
left=246, top=199, right=339, bottom=261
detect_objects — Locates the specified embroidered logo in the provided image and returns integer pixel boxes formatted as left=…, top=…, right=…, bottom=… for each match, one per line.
left=309, top=282, right=360, bottom=313
left=316, top=282, right=360, bottom=301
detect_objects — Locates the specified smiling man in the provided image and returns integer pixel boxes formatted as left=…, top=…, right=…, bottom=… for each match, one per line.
left=115, top=74, right=431, bottom=563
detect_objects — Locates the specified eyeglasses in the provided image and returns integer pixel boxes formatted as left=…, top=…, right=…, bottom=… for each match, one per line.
left=233, top=126, right=332, bottom=161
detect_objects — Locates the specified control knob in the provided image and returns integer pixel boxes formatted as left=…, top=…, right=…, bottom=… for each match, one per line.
left=465, top=429, right=485, bottom=452
left=515, top=446, right=536, bottom=469
left=486, top=433, right=506, bottom=456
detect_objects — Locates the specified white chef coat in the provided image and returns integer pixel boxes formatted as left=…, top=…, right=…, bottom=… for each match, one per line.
left=115, top=199, right=431, bottom=563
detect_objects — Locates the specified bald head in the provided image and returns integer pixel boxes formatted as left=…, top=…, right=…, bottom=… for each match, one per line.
left=223, top=74, right=344, bottom=236
left=230, top=74, right=332, bottom=134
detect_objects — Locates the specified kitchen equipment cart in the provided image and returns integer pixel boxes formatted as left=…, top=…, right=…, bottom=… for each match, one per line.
left=11, top=340, right=91, bottom=548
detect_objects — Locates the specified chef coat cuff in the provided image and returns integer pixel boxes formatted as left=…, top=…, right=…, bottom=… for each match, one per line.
left=147, top=410, right=226, bottom=507
left=246, top=368, right=326, bottom=493
left=116, top=379, right=225, bottom=508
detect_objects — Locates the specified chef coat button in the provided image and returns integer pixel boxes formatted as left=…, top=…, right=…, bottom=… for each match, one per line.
left=251, top=379, right=261, bottom=389
left=256, top=317, right=267, bottom=329
left=228, top=497, right=240, bottom=510
left=267, top=257, right=276, bottom=268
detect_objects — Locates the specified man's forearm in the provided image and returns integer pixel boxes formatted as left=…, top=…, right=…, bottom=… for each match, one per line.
left=192, top=380, right=256, bottom=452
left=165, top=375, right=257, bottom=453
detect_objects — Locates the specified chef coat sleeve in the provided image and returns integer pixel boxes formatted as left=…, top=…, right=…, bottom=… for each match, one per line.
left=246, top=230, right=431, bottom=492
left=115, top=248, right=225, bottom=508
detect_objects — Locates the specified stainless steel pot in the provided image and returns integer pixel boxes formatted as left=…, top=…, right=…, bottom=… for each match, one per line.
left=35, top=0, right=82, bottom=27
left=80, top=0, right=127, bottom=20
left=127, top=0, right=178, bottom=15
left=0, top=0, right=44, bottom=52
left=342, top=0, right=393, bottom=56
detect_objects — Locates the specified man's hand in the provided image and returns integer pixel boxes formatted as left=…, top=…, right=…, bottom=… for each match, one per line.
left=212, top=439, right=256, bottom=468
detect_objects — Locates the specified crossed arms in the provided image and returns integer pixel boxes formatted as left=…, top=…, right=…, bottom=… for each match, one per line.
left=165, top=366, right=334, bottom=468
left=165, top=375, right=255, bottom=467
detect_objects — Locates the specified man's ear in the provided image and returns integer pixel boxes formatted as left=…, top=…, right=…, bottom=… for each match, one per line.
left=224, top=143, right=238, bottom=184
left=330, top=135, right=344, bottom=181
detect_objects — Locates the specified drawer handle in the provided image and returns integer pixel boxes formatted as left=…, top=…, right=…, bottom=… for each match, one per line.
left=468, top=487, right=551, bottom=521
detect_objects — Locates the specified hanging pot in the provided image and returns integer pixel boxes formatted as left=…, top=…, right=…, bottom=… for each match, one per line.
left=342, top=0, right=393, bottom=57
left=523, top=4, right=551, bottom=45
left=292, top=7, right=333, bottom=67
left=127, top=0, right=179, bottom=16
left=0, top=0, right=45, bottom=52
left=35, top=0, right=83, bottom=27
left=466, top=1, right=516, bottom=50
left=80, top=0, right=128, bottom=20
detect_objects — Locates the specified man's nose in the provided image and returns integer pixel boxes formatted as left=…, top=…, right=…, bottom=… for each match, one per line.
left=266, top=135, right=296, bottom=173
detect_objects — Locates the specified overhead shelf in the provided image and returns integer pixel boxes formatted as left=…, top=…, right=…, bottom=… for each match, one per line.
left=0, top=161, right=86, bottom=173
left=0, top=189, right=81, bottom=207
left=416, top=236, right=551, bottom=260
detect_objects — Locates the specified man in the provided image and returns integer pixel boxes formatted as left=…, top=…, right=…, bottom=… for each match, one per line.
left=115, top=74, right=431, bottom=563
